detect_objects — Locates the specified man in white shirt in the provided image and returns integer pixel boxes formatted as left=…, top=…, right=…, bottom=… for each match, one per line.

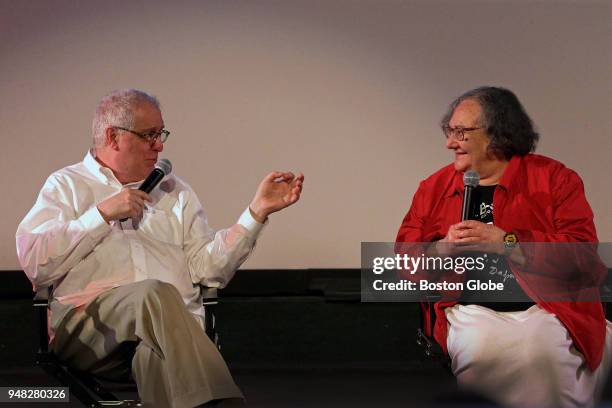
left=16, top=89, right=304, bottom=408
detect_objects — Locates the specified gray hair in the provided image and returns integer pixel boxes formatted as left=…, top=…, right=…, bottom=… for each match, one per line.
left=440, top=86, right=539, bottom=160
left=91, top=89, right=161, bottom=147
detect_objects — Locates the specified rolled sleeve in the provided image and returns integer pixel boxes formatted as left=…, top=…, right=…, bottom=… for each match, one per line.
left=238, top=207, right=267, bottom=237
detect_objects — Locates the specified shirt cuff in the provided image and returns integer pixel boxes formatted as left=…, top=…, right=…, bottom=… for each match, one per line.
left=237, top=207, right=267, bottom=237
left=78, top=206, right=112, bottom=241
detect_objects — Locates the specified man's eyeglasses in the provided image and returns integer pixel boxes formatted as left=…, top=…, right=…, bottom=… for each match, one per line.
left=442, top=126, right=483, bottom=141
left=114, top=126, right=170, bottom=145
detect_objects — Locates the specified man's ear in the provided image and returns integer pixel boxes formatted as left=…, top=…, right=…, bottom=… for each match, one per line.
left=104, top=127, right=120, bottom=150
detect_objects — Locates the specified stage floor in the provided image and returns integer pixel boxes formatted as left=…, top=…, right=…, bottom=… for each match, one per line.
left=0, top=364, right=466, bottom=408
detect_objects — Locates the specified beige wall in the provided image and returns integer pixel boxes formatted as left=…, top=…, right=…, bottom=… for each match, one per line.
left=1, top=0, right=610, bottom=270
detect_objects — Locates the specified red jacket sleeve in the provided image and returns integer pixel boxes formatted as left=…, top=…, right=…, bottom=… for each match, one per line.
left=396, top=181, right=429, bottom=243
left=509, top=167, right=606, bottom=289
left=514, top=168, right=598, bottom=243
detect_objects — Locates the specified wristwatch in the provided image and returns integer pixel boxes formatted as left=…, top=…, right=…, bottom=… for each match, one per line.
left=503, top=232, right=518, bottom=256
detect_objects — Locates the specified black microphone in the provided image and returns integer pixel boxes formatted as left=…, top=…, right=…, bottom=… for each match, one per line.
left=139, top=158, right=172, bottom=194
left=461, top=170, right=480, bottom=221
left=120, top=159, right=172, bottom=222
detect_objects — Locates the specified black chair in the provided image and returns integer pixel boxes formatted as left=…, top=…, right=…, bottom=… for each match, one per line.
left=34, top=285, right=220, bottom=408
left=415, top=302, right=447, bottom=362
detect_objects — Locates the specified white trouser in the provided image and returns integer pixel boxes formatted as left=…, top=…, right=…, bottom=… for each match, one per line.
left=446, top=304, right=612, bottom=408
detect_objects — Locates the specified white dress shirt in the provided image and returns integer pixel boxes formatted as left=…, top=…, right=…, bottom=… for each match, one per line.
left=16, top=151, right=265, bottom=332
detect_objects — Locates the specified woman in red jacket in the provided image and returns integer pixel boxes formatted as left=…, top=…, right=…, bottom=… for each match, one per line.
left=396, top=86, right=610, bottom=407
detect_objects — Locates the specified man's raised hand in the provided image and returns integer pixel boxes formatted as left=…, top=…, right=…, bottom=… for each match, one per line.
left=249, top=171, right=304, bottom=223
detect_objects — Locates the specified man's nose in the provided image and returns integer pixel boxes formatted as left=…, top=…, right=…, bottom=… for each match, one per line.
left=151, top=138, right=164, bottom=152
left=445, top=136, right=458, bottom=149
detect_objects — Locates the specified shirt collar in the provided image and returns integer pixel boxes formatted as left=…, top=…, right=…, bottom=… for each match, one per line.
left=83, top=149, right=122, bottom=186
left=445, top=170, right=464, bottom=198
left=497, top=154, right=522, bottom=191
left=443, top=155, right=522, bottom=198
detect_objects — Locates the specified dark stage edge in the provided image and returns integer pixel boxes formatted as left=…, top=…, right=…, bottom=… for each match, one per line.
left=0, top=364, right=470, bottom=408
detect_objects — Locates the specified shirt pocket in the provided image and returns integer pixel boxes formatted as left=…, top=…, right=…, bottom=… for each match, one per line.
left=137, top=208, right=183, bottom=247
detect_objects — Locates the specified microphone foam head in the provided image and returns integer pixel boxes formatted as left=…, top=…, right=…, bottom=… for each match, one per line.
left=155, top=158, right=172, bottom=175
left=463, top=170, right=480, bottom=187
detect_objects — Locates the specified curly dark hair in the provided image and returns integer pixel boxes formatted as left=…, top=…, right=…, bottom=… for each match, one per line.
left=440, top=87, right=539, bottom=159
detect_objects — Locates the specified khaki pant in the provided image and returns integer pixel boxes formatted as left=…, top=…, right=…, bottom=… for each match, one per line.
left=52, top=279, right=243, bottom=408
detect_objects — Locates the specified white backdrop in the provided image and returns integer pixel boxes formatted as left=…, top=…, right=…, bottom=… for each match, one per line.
left=1, top=0, right=610, bottom=269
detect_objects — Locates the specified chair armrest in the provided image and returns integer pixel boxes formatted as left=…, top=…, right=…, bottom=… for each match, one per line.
left=199, top=286, right=220, bottom=348
left=200, top=286, right=218, bottom=305
left=33, top=286, right=51, bottom=307
left=33, top=286, right=52, bottom=355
